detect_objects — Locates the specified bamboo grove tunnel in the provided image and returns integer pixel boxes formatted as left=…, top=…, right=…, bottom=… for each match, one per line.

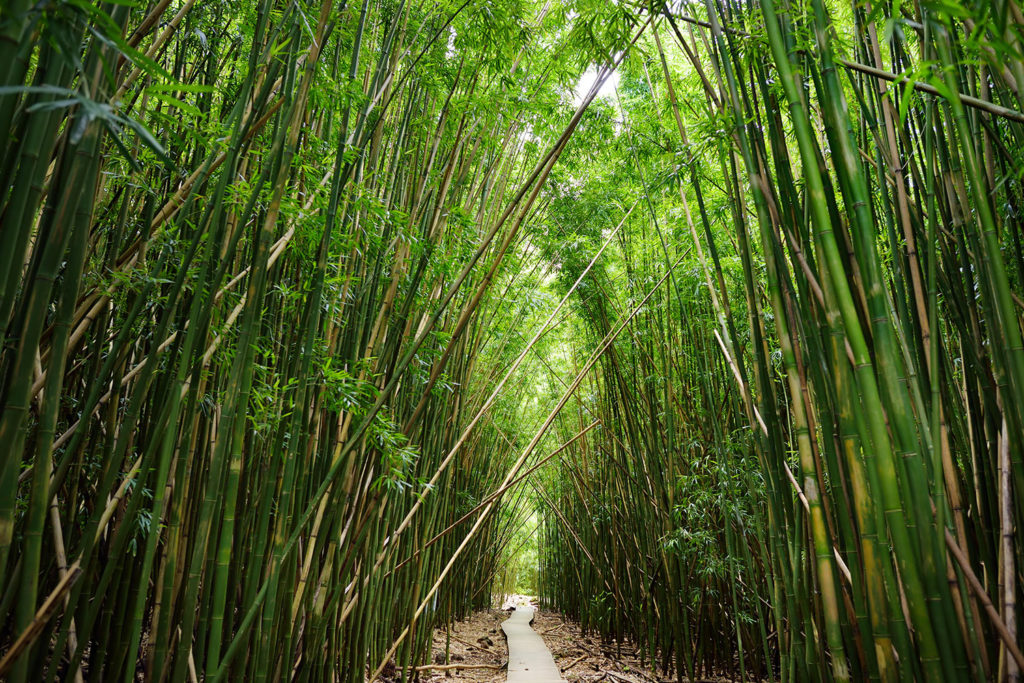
left=1, top=0, right=1024, bottom=680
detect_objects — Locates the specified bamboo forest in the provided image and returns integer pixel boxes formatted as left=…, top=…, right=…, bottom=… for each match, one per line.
left=3, top=0, right=1024, bottom=680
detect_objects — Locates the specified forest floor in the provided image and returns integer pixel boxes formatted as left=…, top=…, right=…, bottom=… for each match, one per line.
left=410, top=597, right=739, bottom=683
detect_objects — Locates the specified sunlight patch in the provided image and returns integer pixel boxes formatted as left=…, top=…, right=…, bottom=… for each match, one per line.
left=572, top=67, right=620, bottom=107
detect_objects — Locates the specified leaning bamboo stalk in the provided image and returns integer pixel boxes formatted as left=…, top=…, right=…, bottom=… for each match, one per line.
left=659, top=8, right=1024, bottom=123
left=336, top=205, right=634, bottom=625
left=945, top=528, right=1024, bottom=671
left=371, top=250, right=683, bottom=680
left=0, top=562, right=82, bottom=678
left=391, top=420, right=600, bottom=573
left=292, top=64, right=632, bottom=627
left=114, top=0, right=200, bottom=101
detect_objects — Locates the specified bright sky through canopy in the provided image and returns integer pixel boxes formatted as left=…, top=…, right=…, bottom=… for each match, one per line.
left=573, top=67, right=620, bottom=106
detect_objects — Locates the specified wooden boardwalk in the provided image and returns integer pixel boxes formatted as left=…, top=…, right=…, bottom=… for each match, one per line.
left=501, top=605, right=567, bottom=683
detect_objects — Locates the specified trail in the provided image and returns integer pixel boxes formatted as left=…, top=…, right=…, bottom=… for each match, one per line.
left=501, top=606, right=567, bottom=683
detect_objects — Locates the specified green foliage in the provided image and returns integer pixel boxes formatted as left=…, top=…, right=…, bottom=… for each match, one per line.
left=3, top=0, right=1024, bottom=682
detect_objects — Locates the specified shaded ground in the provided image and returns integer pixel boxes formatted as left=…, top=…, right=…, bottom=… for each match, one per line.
left=416, top=608, right=509, bottom=682
left=532, top=608, right=669, bottom=683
